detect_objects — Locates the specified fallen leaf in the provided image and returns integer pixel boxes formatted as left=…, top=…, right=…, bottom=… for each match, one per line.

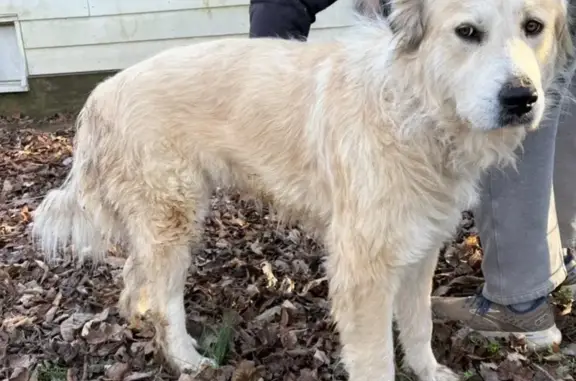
left=313, top=349, right=330, bottom=365
left=2, top=179, right=13, bottom=195
left=60, top=312, right=94, bottom=342
left=177, top=374, right=194, bottom=381
left=299, top=277, right=327, bottom=296
left=232, top=361, right=261, bottom=381
left=261, top=261, right=277, bottom=288
left=254, top=306, right=281, bottom=322
left=123, top=371, right=155, bottom=381
left=66, top=368, right=78, bottom=381
left=8, top=354, right=35, bottom=369
left=82, top=321, right=124, bottom=344
left=280, top=330, right=298, bottom=349
left=562, top=343, right=576, bottom=357
left=105, top=363, right=130, bottom=381
left=298, top=368, right=318, bottom=381
left=9, top=367, right=29, bottom=381
left=479, top=363, right=499, bottom=381
left=2, top=315, right=36, bottom=332
left=7, top=355, right=36, bottom=381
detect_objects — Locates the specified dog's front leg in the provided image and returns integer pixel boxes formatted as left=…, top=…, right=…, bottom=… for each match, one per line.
left=394, top=252, right=459, bottom=381
left=326, top=233, right=399, bottom=381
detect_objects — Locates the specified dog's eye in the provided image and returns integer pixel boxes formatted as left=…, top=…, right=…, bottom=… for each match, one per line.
left=524, top=19, right=544, bottom=37
left=455, top=24, right=483, bottom=43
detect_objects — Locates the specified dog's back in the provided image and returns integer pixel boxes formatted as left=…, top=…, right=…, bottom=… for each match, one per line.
left=32, top=36, right=364, bottom=262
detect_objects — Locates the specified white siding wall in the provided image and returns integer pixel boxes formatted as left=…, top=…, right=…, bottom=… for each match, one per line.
left=0, top=0, right=356, bottom=81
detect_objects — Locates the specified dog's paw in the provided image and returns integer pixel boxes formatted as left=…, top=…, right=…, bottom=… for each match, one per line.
left=429, top=365, right=460, bottom=381
left=412, top=362, right=460, bottom=381
left=166, top=335, right=217, bottom=375
left=180, top=356, right=217, bottom=374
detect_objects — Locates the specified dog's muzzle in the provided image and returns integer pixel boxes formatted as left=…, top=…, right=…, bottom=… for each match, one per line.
left=498, top=77, right=538, bottom=127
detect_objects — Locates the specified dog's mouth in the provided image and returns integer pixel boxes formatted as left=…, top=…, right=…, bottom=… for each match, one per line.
left=497, top=108, right=536, bottom=129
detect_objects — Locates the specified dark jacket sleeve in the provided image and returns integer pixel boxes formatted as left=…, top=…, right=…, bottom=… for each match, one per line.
left=249, top=0, right=338, bottom=40
left=249, top=0, right=392, bottom=40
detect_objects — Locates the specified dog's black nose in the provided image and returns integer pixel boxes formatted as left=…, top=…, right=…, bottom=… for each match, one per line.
left=499, top=79, right=538, bottom=117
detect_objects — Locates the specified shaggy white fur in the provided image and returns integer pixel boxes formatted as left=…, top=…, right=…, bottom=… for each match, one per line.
left=32, top=0, right=574, bottom=380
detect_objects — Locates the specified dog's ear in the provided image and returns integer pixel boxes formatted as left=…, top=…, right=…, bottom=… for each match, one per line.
left=353, top=0, right=389, bottom=17
left=388, top=0, right=426, bottom=53
left=548, top=0, right=576, bottom=108
left=554, top=1, right=576, bottom=76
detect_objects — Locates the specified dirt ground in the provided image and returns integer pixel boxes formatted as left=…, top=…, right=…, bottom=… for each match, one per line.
left=1, top=115, right=576, bottom=381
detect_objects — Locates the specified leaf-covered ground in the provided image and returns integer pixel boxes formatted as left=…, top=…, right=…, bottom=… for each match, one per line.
left=1, top=117, right=576, bottom=381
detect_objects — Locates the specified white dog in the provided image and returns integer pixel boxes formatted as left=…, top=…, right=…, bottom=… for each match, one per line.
left=32, top=0, right=573, bottom=380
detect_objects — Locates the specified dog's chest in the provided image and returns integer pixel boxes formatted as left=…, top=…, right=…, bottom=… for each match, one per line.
left=452, top=176, right=481, bottom=211
left=399, top=177, right=479, bottom=265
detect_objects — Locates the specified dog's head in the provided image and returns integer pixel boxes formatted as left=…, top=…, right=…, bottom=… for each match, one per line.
left=371, top=0, right=574, bottom=131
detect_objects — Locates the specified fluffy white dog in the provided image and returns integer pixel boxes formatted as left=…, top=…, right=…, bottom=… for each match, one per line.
left=32, top=0, right=574, bottom=380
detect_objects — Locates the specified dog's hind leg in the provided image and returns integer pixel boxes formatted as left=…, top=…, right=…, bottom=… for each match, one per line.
left=393, top=252, right=459, bottom=381
left=118, top=195, right=214, bottom=374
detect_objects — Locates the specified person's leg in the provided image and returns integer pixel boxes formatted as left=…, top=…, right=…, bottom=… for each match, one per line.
left=554, top=96, right=576, bottom=251
left=249, top=0, right=338, bottom=40
left=554, top=88, right=576, bottom=287
left=432, top=77, right=576, bottom=349
left=478, top=122, right=565, bottom=307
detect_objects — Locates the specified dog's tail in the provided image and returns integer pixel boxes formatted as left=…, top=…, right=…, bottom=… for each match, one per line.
left=32, top=102, right=120, bottom=263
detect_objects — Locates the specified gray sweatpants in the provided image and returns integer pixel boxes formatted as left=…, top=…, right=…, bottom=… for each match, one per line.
left=477, top=79, right=576, bottom=305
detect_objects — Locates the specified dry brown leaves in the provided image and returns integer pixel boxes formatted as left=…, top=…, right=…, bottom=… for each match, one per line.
left=1, top=124, right=575, bottom=380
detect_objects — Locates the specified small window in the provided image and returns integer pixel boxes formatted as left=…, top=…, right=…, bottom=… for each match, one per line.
left=0, top=18, right=28, bottom=93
